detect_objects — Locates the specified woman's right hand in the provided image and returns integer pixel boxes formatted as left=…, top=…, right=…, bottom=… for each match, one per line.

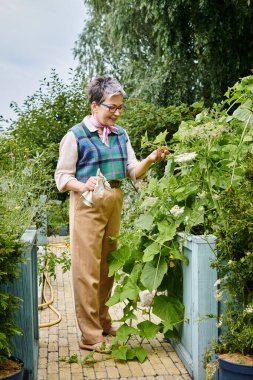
left=83, top=176, right=98, bottom=191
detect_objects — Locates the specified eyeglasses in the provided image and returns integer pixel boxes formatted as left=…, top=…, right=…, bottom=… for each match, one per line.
left=100, top=103, right=126, bottom=113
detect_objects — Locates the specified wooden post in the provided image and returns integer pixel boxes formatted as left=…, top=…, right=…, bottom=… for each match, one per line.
left=5, top=228, right=39, bottom=380
left=172, top=234, right=218, bottom=380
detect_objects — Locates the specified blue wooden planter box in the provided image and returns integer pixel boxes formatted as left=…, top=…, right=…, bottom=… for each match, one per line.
left=171, top=233, right=218, bottom=380
left=2, top=228, right=39, bottom=380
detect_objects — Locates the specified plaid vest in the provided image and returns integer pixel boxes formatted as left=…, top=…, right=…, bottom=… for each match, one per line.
left=71, top=122, right=128, bottom=182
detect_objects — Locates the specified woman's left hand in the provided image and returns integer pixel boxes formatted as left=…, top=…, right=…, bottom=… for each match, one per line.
left=148, top=146, right=169, bottom=163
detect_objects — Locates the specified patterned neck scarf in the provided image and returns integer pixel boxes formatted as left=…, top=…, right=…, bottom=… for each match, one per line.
left=89, top=116, right=118, bottom=146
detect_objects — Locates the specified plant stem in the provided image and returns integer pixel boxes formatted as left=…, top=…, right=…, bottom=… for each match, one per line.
left=230, top=113, right=252, bottom=186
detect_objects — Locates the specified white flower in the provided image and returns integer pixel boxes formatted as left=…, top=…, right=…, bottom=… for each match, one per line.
left=245, top=304, right=253, bottom=314
left=198, top=191, right=206, bottom=199
left=216, top=318, right=223, bottom=328
left=176, top=122, right=229, bottom=142
left=215, top=290, right=223, bottom=301
left=213, top=279, right=222, bottom=287
left=170, top=205, right=185, bottom=217
left=139, top=290, right=155, bottom=307
left=174, top=152, right=197, bottom=163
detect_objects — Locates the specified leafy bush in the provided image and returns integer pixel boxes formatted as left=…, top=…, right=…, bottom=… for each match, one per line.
left=120, top=98, right=203, bottom=159
left=46, top=199, right=69, bottom=235
left=9, top=70, right=89, bottom=150
left=107, top=75, right=253, bottom=361
left=0, top=132, right=48, bottom=361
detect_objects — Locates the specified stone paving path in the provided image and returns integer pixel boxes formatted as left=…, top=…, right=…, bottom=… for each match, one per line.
left=38, top=236, right=191, bottom=380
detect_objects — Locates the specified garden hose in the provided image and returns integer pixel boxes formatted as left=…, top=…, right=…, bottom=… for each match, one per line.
left=38, top=241, right=69, bottom=328
left=38, top=271, right=62, bottom=328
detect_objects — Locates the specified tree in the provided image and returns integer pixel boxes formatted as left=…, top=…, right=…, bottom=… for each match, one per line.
left=74, top=0, right=253, bottom=105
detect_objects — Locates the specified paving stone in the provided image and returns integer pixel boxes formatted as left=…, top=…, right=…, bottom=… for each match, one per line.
left=140, top=363, right=156, bottom=377
left=47, top=374, right=59, bottom=380
left=59, top=346, right=69, bottom=357
left=117, top=362, right=133, bottom=378
left=48, top=343, right=58, bottom=352
left=37, top=368, right=47, bottom=379
left=48, top=351, right=58, bottom=361
left=38, top=357, right=48, bottom=369
left=104, top=358, right=117, bottom=366
left=83, top=367, right=96, bottom=379
left=106, top=366, right=120, bottom=378
left=38, top=348, right=47, bottom=358
left=127, top=362, right=144, bottom=377
left=38, top=235, right=191, bottom=380
left=175, top=361, right=189, bottom=374
left=95, top=370, right=108, bottom=379
left=183, top=375, right=192, bottom=379
left=47, top=361, right=59, bottom=373
left=70, top=375, right=84, bottom=380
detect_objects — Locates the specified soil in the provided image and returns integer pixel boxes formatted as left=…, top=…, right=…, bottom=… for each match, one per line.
left=219, top=353, right=253, bottom=365
left=0, top=358, right=22, bottom=379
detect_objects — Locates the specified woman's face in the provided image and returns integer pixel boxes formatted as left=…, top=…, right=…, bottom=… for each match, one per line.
left=92, top=94, right=124, bottom=126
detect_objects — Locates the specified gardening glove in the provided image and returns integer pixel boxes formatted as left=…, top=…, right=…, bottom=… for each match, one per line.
left=81, top=169, right=111, bottom=207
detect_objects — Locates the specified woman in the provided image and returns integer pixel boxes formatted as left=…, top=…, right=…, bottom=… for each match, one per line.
left=55, top=76, right=168, bottom=352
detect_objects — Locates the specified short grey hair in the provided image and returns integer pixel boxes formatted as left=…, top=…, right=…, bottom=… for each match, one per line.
left=87, top=76, right=126, bottom=104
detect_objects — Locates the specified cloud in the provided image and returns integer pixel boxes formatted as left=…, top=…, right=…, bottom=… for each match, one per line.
left=0, top=0, right=85, bottom=120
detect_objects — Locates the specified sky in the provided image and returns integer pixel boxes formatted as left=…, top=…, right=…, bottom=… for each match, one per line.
left=0, top=0, right=86, bottom=122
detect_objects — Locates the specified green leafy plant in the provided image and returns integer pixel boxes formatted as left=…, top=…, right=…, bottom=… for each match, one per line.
left=107, top=75, right=253, bottom=364
left=0, top=142, right=44, bottom=362
left=120, top=98, right=203, bottom=160
left=0, top=106, right=60, bottom=362
left=38, top=243, right=71, bottom=284
left=46, top=200, right=69, bottom=235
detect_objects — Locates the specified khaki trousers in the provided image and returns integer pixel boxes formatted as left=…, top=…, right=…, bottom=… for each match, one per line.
left=70, top=188, right=123, bottom=344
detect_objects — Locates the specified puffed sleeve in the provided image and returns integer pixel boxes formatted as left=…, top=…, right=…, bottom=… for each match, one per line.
left=125, top=131, right=145, bottom=182
left=54, top=131, right=78, bottom=192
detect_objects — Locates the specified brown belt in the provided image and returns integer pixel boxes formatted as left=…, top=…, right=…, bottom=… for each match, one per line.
left=109, top=180, right=121, bottom=188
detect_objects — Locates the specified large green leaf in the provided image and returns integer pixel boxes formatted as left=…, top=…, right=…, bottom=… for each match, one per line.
left=111, top=346, right=128, bottom=360
left=140, top=256, right=168, bottom=290
left=120, top=278, right=140, bottom=301
left=119, top=304, right=138, bottom=322
left=162, top=321, right=175, bottom=333
left=106, top=285, right=121, bottom=307
left=147, top=178, right=158, bottom=193
left=114, top=324, right=139, bottom=344
left=153, top=295, right=184, bottom=330
left=108, top=245, right=131, bottom=277
left=157, top=221, right=177, bottom=244
left=153, top=130, right=168, bottom=145
left=126, top=347, right=148, bottom=363
left=137, top=320, right=161, bottom=339
left=143, top=241, right=161, bottom=262
left=233, top=99, right=253, bottom=126
left=140, top=196, right=158, bottom=209
left=119, top=263, right=142, bottom=301
left=135, top=213, right=154, bottom=230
